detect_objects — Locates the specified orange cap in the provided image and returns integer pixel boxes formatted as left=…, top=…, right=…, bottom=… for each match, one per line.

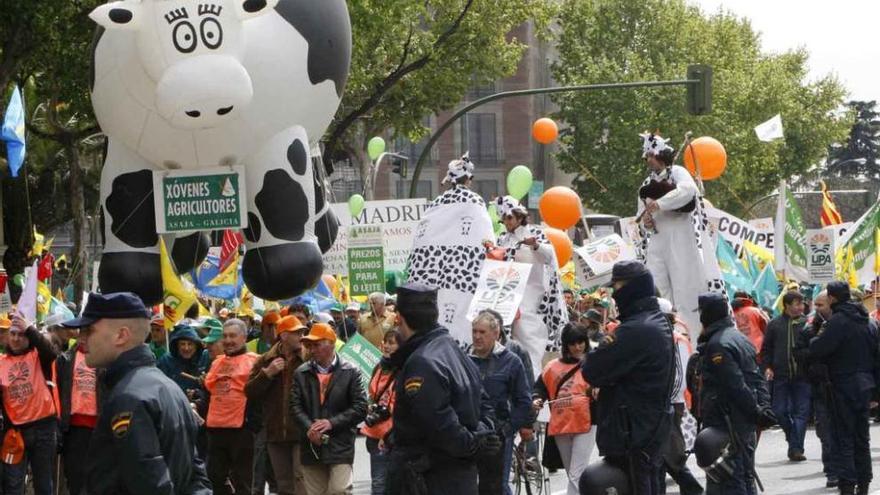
left=263, top=311, right=281, bottom=325
left=276, top=315, right=305, bottom=335
left=302, top=323, right=336, bottom=343
left=0, top=318, right=11, bottom=330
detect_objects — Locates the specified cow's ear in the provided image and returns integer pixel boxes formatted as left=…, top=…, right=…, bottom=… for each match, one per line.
left=235, top=0, right=280, bottom=20
left=90, top=1, right=142, bottom=30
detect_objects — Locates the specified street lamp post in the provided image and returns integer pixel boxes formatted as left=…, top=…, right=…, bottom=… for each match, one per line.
left=363, top=152, right=409, bottom=200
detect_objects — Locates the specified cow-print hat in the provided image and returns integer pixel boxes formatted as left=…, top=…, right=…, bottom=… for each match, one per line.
left=640, top=131, right=674, bottom=158
left=442, top=152, right=475, bottom=184
left=495, top=195, right=528, bottom=218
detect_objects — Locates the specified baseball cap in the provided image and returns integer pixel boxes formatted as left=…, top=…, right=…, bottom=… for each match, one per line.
left=198, top=318, right=223, bottom=333
left=314, top=312, right=333, bottom=324
left=302, top=323, right=337, bottom=344
left=202, top=327, right=223, bottom=344
left=263, top=311, right=281, bottom=325
left=0, top=318, right=11, bottom=330
left=605, top=260, right=649, bottom=287
left=345, top=303, right=361, bottom=312
left=330, top=303, right=344, bottom=313
left=62, top=292, right=151, bottom=328
left=150, top=313, right=164, bottom=326
left=276, top=315, right=306, bottom=335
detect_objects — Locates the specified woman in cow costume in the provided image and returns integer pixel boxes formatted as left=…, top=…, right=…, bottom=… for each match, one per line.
left=89, top=0, right=351, bottom=304
left=637, top=132, right=723, bottom=342
left=484, top=196, right=567, bottom=378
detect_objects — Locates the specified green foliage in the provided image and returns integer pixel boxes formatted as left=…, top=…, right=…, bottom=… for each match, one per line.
left=825, top=101, right=880, bottom=180
left=551, top=0, right=848, bottom=217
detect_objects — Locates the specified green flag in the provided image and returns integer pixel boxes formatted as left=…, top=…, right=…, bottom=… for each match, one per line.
left=716, top=236, right=753, bottom=298
left=752, top=264, right=780, bottom=312
left=836, top=200, right=880, bottom=286
left=774, top=182, right=808, bottom=281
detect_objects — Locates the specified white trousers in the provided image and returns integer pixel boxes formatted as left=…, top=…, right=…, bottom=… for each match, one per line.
left=554, top=430, right=596, bottom=495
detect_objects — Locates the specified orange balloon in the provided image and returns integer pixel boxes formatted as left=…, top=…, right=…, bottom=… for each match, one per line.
left=544, top=228, right=573, bottom=268
left=532, top=118, right=559, bottom=145
left=683, top=136, right=727, bottom=180
left=321, top=274, right=337, bottom=293
left=539, top=186, right=582, bottom=230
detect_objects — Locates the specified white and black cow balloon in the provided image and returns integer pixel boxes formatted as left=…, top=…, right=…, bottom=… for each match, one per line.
left=90, top=0, right=350, bottom=304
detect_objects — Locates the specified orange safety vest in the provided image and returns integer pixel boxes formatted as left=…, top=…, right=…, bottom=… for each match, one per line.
left=204, top=352, right=258, bottom=428
left=51, top=349, right=98, bottom=420
left=0, top=350, right=56, bottom=426
left=360, top=368, right=396, bottom=440
left=541, top=359, right=591, bottom=436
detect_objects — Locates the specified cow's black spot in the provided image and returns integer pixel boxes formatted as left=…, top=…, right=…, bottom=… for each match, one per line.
left=255, top=169, right=308, bottom=241
left=243, top=0, right=267, bottom=13
left=313, top=171, right=325, bottom=214
left=105, top=169, right=157, bottom=248
left=275, top=0, right=351, bottom=97
left=243, top=212, right=262, bottom=243
left=89, top=26, right=106, bottom=92
left=109, top=8, right=133, bottom=24
left=315, top=208, right=339, bottom=254
left=287, top=140, right=308, bottom=176
left=242, top=242, right=323, bottom=301
left=171, top=233, right=210, bottom=273
left=99, top=252, right=162, bottom=305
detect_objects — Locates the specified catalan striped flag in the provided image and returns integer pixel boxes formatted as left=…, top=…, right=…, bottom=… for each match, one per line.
left=820, top=180, right=843, bottom=227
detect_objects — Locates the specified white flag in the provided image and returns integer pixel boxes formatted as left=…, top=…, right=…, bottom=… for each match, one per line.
left=755, top=114, right=784, bottom=142
left=16, top=261, right=39, bottom=322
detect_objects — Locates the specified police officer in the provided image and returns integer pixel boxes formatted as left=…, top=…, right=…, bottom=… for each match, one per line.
left=62, top=292, right=211, bottom=495
left=385, top=283, right=500, bottom=495
left=581, top=260, right=674, bottom=494
left=807, top=282, right=880, bottom=495
left=694, top=293, right=774, bottom=495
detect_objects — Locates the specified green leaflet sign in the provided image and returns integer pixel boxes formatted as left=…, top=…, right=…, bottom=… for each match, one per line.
left=153, top=167, right=247, bottom=233
left=337, top=334, right=382, bottom=390
left=348, top=225, right=385, bottom=297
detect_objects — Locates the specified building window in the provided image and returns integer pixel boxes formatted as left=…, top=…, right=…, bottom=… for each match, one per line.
left=474, top=179, right=499, bottom=202
left=396, top=180, right=432, bottom=200
left=469, top=78, right=496, bottom=99
left=462, top=113, right=498, bottom=164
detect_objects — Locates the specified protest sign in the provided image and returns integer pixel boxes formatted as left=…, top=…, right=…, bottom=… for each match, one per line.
left=806, top=229, right=836, bottom=283
left=153, top=167, right=247, bottom=233
left=466, top=260, right=532, bottom=325
left=836, top=201, right=880, bottom=286
left=337, top=334, right=382, bottom=390
left=347, top=225, right=385, bottom=298
left=774, top=184, right=809, bottom=281
left=573, top=234, right=636, bottom=287
left=706, top=208, right=774, bottom=256
left=324, top=199, right=429, bottom=275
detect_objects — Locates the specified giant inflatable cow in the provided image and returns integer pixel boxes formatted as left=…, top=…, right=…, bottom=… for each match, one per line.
left=89, top=0, right=350, bottom=304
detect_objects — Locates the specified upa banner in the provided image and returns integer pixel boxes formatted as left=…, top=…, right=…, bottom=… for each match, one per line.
left=153, top=166, right=247, bottom=233
left=706, top=208, right=774, bottom=256
left=347, top=225, right=385, bottom=298
left=337, top=334, right=382, bottom=391
left=573, top=234, right=637, bottom=287
left=466, top=259, right=532, bottom=325
left=324, top=199, right=429, bottom=276
left=807, top=229, right=836, bottom=284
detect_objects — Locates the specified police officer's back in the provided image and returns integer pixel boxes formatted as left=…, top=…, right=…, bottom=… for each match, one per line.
left=385, top=283, right=500, bottom=495
left=581, top=261, right=673, bottom=493
left=63, top=292, right=210, bottom=495
left=807, top=282, right=879, bottom=495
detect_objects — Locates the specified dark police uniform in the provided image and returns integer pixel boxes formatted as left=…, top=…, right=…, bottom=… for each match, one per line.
left=63, top=292, right=210, bottom=495
left=582, top=261, right=673, bottom=495
left=696, top=293, right=772, bottom=495
left=385, top=284, right=498, bottom=495
left=808, top=282, right=880, bottom=495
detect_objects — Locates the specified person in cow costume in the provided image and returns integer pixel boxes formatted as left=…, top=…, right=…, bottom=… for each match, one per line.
left=89, top=0, right=351, bottom=304
left=637, top=132, right=723, bottom=343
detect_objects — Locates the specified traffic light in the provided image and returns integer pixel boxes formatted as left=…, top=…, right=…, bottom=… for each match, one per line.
left=686, top=65, right=712, bottom=116
left=391, top=156, right=408, bottom=178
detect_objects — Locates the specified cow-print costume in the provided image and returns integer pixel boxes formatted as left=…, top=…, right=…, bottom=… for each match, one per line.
left=497, top=224, right=567, bottom=352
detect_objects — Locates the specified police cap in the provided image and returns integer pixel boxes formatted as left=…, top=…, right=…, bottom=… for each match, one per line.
left=396, top=283, right=438, bottom=311
left=61, top=292, right=151, bottom=328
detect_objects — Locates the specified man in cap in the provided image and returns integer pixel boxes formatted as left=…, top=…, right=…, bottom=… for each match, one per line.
left=246, top=315, right=308, bottom=495
left=581, top=260, right=674, bottom=494
left=359, top=292, right=395, bottom=349
left=807, top=282, right=880, bottom=495
left=291, top=323, right=367, bottom=495
left=148, top=313, right=168, bottom=360
left=62, top=292, right=210, bottom=494
left=384, top=283, right=500, bottom=495
left=330, top=303, right=357, bottom=342
left=200, top=319, right=225, bottom=362
left=694, top=292, right=774, bottom=495
left=248, top=310, right=280, bottom=354
left=0, top=316, right=10, bottom=352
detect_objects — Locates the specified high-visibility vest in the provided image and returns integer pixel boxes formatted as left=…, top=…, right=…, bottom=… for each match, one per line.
left=541, top=359, right=591, bottom=436
left=51, top=350, right=98, bottom=421
left=0, top=350, right=56, bottom=426
left=204, top=352, right=258, bottom=428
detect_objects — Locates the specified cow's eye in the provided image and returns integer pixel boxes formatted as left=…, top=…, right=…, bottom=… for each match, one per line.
left=172, top=21, right=198, bottom=53
left=200, top=17, right=223, bottom=50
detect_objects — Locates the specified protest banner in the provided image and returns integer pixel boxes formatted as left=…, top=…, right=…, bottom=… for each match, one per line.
left=836, top=201, right=880, bottom=286
left=706, top=207, right=774, bottom=256
left=153, top=167, right=247, bottom=233
left=347, top=225, right=385, bottom=298
left=337, top=334, right=382, bottom=390
left=774, top=182, right=809, bottom=281
left=806, top=229, right=836, bottom=283
left=573, top=234, right=637, bottom=287
left=466, top=259, right=532, bottom=325
left=324, top=199, right=429, bottom=276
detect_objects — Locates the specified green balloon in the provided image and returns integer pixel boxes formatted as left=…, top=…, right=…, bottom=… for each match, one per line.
left=12, top=274, right=24, bottom=287
left=348, top=194, right=365, bottom=217
left=507, top=165, right=533, bottom=200
left=367, top=137, right=386, bottom=161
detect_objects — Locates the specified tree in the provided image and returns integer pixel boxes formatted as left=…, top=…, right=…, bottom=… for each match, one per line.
left=551, top=0, right=848, bottom=217
left=324, top=0, right=552, bottom=197
left=824, top=100, right=880, bottom=180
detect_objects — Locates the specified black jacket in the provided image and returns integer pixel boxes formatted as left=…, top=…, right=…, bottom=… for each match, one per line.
left=809, top=301, right=880, bottom=397
left=290, top=357, right=367, bottom=466
left=581, top=294, right=673, bottom=457
left=388, top=326, right=495, bottom=466
left=697, top=316, right=769, bottom=432
left=86, top=345, right=210, bottom=495
left=760, top=314, right=807, bottom=380
left=55, top=347, right=104, bottom=434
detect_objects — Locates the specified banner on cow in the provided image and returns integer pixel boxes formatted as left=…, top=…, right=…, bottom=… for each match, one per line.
left=466, top=260, right=532, bottom=325
left=706, top=208, right=774, bottom=256
left=573, top=234, right=637, bottom=287
left=337, top=334, right=382, bottom=390
left=807, top=229, right=836, bottom=284
left=324, top=199, right=429, bottom=276
left=153, top=166, right=247, bottom=233
left=347, top=225, right=385, bottom=298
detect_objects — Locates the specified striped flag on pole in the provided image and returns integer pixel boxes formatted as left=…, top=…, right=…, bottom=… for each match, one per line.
left=220, top=229, right=244, bottom=270
left=819, top=180, right=843, bottom=227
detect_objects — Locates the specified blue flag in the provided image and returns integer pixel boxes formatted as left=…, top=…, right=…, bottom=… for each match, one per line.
left=1, top=86, right=26, bottom=177
left=752, top=264, right=780, bottom=312
left=716, top=236, right=752, bottom=298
